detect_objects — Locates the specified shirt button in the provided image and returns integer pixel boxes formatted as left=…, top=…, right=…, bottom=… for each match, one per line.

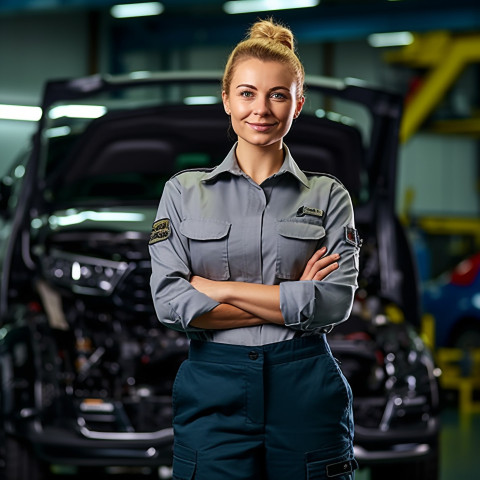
left=248, top=351, right=259, bottom=360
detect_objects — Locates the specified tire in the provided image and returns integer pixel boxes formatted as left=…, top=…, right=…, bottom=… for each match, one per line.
left=370, top=443, right=439, bottom=480
left=1, top=435, right=46, bottom=480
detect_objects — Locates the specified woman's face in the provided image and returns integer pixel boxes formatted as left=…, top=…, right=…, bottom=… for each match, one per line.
left=222, top=58, right=304, bottom=149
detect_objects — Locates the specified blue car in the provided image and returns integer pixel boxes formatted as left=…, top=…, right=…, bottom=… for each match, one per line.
left=422, top=252, right=480, bottom=348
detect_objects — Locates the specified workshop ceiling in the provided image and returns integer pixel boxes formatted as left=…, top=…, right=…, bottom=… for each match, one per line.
left=1, top=0, right=480, bottom=46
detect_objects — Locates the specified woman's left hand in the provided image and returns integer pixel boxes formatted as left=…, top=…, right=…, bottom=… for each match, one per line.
left=300, top=247, right=340, bottom=281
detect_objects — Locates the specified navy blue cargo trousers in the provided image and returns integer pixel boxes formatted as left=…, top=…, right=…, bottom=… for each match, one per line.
left=171, top=334, right=357, bottom=480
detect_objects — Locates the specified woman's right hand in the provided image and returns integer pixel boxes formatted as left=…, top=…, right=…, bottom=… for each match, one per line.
left=300, top=247, right=340, bottom=281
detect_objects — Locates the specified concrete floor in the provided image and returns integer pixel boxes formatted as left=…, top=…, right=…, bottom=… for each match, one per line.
left=356, top=407, right=480, bottom=480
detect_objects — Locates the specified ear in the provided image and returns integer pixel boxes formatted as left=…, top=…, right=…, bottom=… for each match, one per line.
left=222, top=91, right=231, bottom=115
left=294, top=95, right=305, bottom=119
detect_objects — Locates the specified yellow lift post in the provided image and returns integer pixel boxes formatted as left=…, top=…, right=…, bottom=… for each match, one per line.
left=384, top=31, right=480, bottom=143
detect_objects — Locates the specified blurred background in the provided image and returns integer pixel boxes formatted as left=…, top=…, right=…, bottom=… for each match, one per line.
left=0, top=1, right=479, bottom=479
left=1, top=0, right=479, bottom=274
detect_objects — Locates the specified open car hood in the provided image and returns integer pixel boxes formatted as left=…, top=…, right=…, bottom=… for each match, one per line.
left=34, top=72, right=402, bottom=203
left=6, top=71, right=415, bottom=323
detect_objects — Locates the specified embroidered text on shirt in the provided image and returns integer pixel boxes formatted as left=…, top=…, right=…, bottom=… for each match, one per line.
left=296, top=206, right=324, bottom=218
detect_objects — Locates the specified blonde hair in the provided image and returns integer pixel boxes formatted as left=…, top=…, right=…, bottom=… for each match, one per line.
left=222, top=18, right=305, bottom=98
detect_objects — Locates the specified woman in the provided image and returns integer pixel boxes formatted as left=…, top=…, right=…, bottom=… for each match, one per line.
left=149, top=18, right=360, bottom=480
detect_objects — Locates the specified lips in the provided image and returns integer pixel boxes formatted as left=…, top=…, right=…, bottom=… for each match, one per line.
left=247, top=122, right=277, bottom=132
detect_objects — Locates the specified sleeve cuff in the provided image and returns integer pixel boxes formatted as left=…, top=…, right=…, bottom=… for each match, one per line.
left=280, top=280, right=315, bottom=329
left=168, top=288, right=220, bottom=331
left=280, top=280, right=355, bottom=331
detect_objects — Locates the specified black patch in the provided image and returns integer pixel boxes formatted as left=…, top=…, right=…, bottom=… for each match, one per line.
left=296, top=206, right=324, bottom=218
left=149, top=218, right=171, bottom=245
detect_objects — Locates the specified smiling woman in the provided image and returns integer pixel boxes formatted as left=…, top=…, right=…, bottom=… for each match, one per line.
left=221, top=58, right=304, bottom=182
left=149, top=18, right=361, bottom=480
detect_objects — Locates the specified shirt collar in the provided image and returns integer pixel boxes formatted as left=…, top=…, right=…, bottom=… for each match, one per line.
left=203, top=142, right=310, bottom=188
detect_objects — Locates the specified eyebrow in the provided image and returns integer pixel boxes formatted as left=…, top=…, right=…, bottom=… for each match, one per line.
left=236, top=84, right=291, bottom=92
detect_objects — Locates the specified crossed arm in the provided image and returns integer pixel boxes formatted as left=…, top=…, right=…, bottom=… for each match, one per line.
left=190, top=246, right=340, bottom=329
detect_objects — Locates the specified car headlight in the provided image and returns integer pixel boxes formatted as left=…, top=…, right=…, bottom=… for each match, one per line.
left=41, top=248, right=129, bottom=295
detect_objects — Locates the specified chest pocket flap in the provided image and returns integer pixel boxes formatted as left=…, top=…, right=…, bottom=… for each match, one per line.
left=277, top=221, right=325, bottom=240
left=180, top=219, right=231, bottom=280
left=276, top=221, right=325, bottom=279
left=180, top=219, right=231, bottom=240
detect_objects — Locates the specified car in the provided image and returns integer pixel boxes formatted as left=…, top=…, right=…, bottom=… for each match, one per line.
left=422, top=251, right=480, bottom=349
left=0, top=71, right=440, bottom=479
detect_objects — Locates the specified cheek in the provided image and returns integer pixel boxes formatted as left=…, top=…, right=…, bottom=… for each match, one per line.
left=231, top=102, right=250, bottom=119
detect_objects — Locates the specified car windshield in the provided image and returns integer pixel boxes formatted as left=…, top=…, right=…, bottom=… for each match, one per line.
left=38, top=76, right=372, bottom=209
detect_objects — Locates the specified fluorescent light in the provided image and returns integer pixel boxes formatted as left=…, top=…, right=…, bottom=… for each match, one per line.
left=48, top=105, right=107, bottom=120
left=224, top=0, right=319, bottom=14
left=0, top=104, right=42, bottom=121
left=45, top=126, right=72, bottom=138
left=111, top=2, right=164, bottom=18
left=184, top=96, right=219, bottom=105
left=49, top=211, right=145, bottom=227
left=368, top=31, right=414, bottom=48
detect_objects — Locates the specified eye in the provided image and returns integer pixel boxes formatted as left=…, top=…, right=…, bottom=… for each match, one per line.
left=240, top=90, right=254, bottom=98
left=271, top=92, right=287, bottom=100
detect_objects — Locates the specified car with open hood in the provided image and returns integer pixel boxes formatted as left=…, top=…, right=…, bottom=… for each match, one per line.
left=0, top=71, right=440, bottom=479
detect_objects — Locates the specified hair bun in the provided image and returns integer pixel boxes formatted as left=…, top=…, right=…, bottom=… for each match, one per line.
left=248, top=19, right=295, bottom=51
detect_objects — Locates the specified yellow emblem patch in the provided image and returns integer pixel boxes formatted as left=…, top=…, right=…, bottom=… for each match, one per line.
left=149, top=218, right=171, bottom=245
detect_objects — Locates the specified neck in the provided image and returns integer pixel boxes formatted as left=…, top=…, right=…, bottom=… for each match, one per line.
left=235, top=140, right=284, bottom=185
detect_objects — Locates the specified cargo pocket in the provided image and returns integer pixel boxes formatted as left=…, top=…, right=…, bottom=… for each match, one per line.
left=172, top=443, right=197, bottom=480
left=180, top=219, right=231, bottom=280
left=276, top=220, right=325, bottom=279
left=306, top=447, right=358, bottom=479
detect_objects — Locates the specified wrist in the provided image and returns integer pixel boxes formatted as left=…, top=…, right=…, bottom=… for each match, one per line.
left=219, top=281, right=235, bottom=304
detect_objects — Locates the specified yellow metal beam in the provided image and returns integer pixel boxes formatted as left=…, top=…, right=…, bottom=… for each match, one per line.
left=383, top=31, right=451, bottom=68
left=385, top=32, right=480, bottom=143
left=428, top=117, right=480, bottom=137
left=418, top=216, right=480, bottom=236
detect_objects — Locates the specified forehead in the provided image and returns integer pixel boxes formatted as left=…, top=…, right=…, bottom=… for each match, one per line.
left=231, top=58, right=296, bottom=89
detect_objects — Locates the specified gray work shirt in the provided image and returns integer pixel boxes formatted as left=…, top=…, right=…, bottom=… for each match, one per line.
left=149, top=143, right=360, bottom=346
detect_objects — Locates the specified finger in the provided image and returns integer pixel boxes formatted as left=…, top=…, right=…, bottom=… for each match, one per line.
left=313, top=262, right=339, bottom=281
left=304, top=254, right=340, bottom=281
left=317, top=253, right=340, bottom=266
left=300, top=247, right=327, bottom=280
left=311, top=253, right=340, bottom=273
left=305, top=247, right=327, bottom=269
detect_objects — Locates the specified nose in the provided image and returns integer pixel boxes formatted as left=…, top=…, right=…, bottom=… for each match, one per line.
left=253, top=96, right=270, bottom=116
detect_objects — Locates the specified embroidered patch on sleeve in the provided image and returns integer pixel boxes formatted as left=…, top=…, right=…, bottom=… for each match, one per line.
left=149, top=218, right=171, bottom=245
left=344, top=226, right=362, bottom=248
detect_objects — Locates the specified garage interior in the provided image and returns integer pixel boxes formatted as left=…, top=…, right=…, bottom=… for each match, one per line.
left=0, top=1, right=479, bottom=479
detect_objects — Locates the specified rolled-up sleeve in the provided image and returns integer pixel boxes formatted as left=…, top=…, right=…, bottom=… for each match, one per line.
left=279, top=181, right=360, bottom=331
left=149, top=178, right=219, bottom=332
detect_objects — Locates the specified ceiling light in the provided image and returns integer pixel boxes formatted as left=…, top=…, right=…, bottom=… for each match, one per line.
left=367, top=31, right=414, bottom=48
left=49, top=211, right=145, bottom=227
left=184, top=96, right=219, bottom=105
left=0, top=104, right=42, bottom=121
left=48, top=105, right=107, bottom=120
left=111, top=2, right=164, bottom=19
left=223, top=0, right=319, bottom=14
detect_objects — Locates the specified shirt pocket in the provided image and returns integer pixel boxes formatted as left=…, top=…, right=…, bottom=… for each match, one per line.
left=276, top=220, right=326, bottom=280
left=180, top=219, right=231, bottom=281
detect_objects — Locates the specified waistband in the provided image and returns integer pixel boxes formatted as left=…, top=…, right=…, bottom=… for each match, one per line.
left=188, top=334, right=331, bottom=366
